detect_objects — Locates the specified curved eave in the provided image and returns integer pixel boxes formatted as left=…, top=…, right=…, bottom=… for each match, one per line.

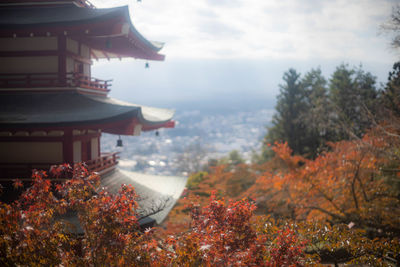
left=101, top=168, right=187, bottom=224
left=0, top=92, right=174, bottom=134
left=0, top=5, right=165, bottom=61
left=88, top=6, right=165, bottom=61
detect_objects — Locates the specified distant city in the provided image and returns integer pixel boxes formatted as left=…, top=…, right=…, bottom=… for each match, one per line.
left=101, top=108, right=274, bottom=176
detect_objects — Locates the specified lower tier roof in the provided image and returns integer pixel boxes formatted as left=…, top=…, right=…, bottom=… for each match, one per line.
left=102, top=169, right=187, bottom=224
left=57, top=168, right=187, bottom=232
left=0, top=92, right=174, bottom=134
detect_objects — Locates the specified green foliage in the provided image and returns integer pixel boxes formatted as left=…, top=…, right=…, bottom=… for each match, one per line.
left=264, top=64, right=378, bottom=159
left=300, top=68, right=332, bottom=157
left=329, top=64, right=378, bottom=139
left=227, top=149, right=245, bottom=166
left=381, top=62, right=400, bottom=116
left=265, top=68, right=308, bottom=156
left=381, top=5, right=400, bottom=49
left=219, top=149, right=246, bottom=168
left=186, top=171, right=208, bottom=190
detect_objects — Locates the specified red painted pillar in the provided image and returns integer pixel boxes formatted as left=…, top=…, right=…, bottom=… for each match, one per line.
left=58, top=35, right=67, bottom=86
left=63, top=129, right=73, bottom=164
left=98, top=131, right=101, bottom=158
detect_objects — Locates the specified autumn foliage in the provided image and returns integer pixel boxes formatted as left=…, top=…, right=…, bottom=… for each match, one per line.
left=0, top=164, right=311, bottom=266
left=165, top=121, right=400, bottom=266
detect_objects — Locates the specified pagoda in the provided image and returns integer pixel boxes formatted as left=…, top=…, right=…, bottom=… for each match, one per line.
left=0, top=0, right=186, bottom=225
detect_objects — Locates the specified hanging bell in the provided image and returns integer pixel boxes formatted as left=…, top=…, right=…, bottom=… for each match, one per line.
left=116, top=135, right=123, bottom=147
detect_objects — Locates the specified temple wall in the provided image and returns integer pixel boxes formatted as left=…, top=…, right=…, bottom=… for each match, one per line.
left=0, top=142, right=63, bottom=163
left=66, top=38, right=79, bottom=54
left=91, top=137, right=99, bottom=159
left=0, top=56, right=58, bottom=73
left=66, top=57, right=74, bottom=73
left=73, top=141, right=82, bottom=163
left=83, top=64, right=90, bottom=76
left=81, top=44, right=90, bottom=59
left=0, top=37, right=57, bottom=51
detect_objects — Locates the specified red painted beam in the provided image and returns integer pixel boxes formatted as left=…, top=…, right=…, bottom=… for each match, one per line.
left=58, top=35, right=67, bottom=86
left=62, top=129, right=73, bottom=164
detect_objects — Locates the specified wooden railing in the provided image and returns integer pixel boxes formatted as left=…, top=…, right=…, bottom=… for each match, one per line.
left=0, top=162, right=54, bottom=180
left=0, top=72, right=112, bottom=92
left=85, top=152, right=119, bottom=174
left=73, top=73, right=112, bottom=92
left=0, top=152, right=119, bottom=180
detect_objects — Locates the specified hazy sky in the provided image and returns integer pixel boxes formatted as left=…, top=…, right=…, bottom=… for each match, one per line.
left=91, top=0, right=398, bottom=109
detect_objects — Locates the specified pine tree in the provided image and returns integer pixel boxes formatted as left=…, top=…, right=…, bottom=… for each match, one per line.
left=264, top=69, right=307, bottom=156
left=329, top=64, right=377, bottom=139
left=300, top=68, right=332, bottom=157
left=381, top=62, right=400, bottom=117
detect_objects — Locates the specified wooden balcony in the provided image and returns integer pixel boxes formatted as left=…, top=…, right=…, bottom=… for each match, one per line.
left=0, top=152, right=119, bottom=180
left=0, top=72, right=112, bottom=93
left=85, top=152, right=119, bottom=175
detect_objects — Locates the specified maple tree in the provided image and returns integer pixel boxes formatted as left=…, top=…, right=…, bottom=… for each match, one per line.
left=0, top=163, right=311, bottom=266
left=164, top=119, right=400, bottom=265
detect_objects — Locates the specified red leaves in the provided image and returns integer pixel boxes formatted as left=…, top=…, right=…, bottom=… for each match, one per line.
left=1, top=164, right=310, bottom=266
left=13, top=179, right=23, bottom=189
left=171, top=192, right=307, bottom=266
left=270, top=228, right=306, bottom=266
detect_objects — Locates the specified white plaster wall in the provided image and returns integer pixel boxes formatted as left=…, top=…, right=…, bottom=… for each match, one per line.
left=66, top=57, right=74, bottom=73
left=0, top=37, right=57, bottom=51
left=0, top=56, right=58, bottom=73
left=66, top=38, right=79, bottom=54
left=81, top=44, right=90, bottom=59
left=73, top=141, right=82, bottom=163
left=83, top=63, right=90, bottom=76
left=0, top=142, right=63, bottom=163
left=91, top=137, right=99, bottom=159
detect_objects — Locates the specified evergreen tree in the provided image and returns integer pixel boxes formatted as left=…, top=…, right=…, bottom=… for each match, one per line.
left=300, top=68, right=332, bottom=157
left=381, top=62, right=400, bottom=117
left=264, top=69, right=307, bottom=156
left=329, top=64, right=377, bottom=139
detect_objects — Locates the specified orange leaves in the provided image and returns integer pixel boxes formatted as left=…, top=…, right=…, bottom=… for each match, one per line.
left=272, top=142, right=306, bottom=170
left=163, top=122, right=400, bottom=265
left=171, top=193, right=308, bottom=266
left=249, top=126, right=400, bottom=255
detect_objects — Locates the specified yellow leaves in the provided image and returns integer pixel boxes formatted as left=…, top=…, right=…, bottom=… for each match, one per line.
left=57, top=233, right=69, bottom=242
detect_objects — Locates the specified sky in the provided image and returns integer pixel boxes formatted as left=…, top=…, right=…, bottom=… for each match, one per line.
left=91, top=0, right=399, bottom=110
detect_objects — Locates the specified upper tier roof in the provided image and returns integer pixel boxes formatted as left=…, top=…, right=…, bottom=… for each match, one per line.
left=0, top=5, right=164, bottom=60
left=0, top=0, right=95, bottom=8
left=0, top=92, right=174, bottom=134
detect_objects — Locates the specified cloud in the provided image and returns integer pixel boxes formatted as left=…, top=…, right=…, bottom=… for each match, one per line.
left=91, top=0, right=396, bottom=63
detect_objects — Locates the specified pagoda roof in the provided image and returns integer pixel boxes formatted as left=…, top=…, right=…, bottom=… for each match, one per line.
left=0, top=5, right=164, bottom=60
left=59, top=168, right=187, bottom=231
left=0, top=92, right=174, bottom=134
left=102, top=169, right=187, bottom=224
